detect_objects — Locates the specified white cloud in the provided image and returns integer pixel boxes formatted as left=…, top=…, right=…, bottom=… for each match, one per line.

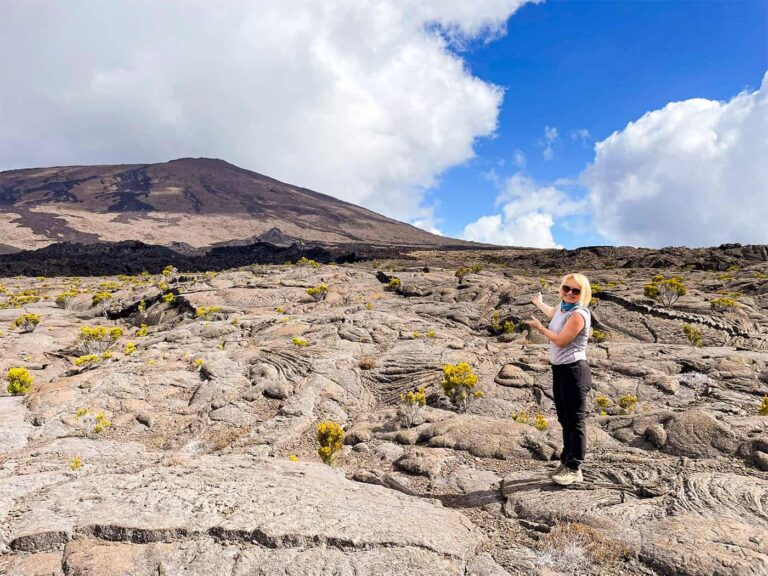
left=583, top=73, right=768, bottom=247
left=0, top=0, right=537, bottom=223
left=541, top=126, right=559, bottom=160
left=571, top=128, right=591, bottom=143
left=512, top=148, right=527, bottom=168
left=461, top=174, right=585, bottom=247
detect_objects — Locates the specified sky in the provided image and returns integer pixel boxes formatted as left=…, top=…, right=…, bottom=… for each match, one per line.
left=0, top=0, right=766, bottom=249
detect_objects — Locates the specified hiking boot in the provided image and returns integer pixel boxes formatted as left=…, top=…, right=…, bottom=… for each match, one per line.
left=551, top=467, right=583, bottom=486
left=548, top=464, right=567, bottom=478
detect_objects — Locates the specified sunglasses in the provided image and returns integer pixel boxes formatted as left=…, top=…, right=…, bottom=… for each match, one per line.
left=561, top=285, right=581, bottom=296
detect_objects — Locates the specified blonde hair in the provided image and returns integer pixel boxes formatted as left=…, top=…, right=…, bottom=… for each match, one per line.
left=561, top=273, right=592, bottom=307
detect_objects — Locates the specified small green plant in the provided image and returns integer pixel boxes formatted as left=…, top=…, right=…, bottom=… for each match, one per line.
left=644, top=275, right=686, bottom=308
left=6, top=367, right=33, bottom=395
left=162, top=292, right=176, bottom=304
left=137, top=300, right=147, bottom=314
left=123, top=342, right=136, bottom=355
left=193, top=358, right=205, bottom=370
left=54, top=287, right=80, bottom=308
left=13, top=313, right=41, bottom=333
left=366, top=301, right=374, bottom=310
left=594, top=395, right=611, bottom=411
left=75, top=408, right=112, bottom=436
left=162, top=265, right=177, bottom=276
left=69, top=455, right=82, bottom=472
left=306, top=284, right=328, bottom=301
left=316, top=420, right=344, bottom=465
left=425, top=330, right=437, bottom=338
left=590, top=329, right=607, bottom=343
left=91, top=291, right=113, bottom=306
left=759, top=396, right=768, bottom=416
left=77, top=326, right=123, bottom=354
left=470, top=263, right=482, bottom=274
left=591, top=283, right=603, bottom=293
left=289, top=454, right=299, bottom=462
left=455, top=266, right=472, bottom=284
left=412, top=331, right=421, bottom=339
left=73, top=354, right=100, bottom=368
left=534, top=414, right=549, bottom=431
left=513, top=411, right=530, bottom=424
left=385, top=277, right=401, bottom=292
left=682, top=323, right=702, bottom=347
left=710, top=297, right=738, bottom=311
left=196, top=306, right=221, bottom=320
left=292, top=336, right=309, bottom=347
left=441, top=362, right=483, bottom=412
left=275, top=307, right=286, bottom=314
left=502, top=320, right=516, bottom=334
left=716, top=273, right=733, bottom=282
left=136, top=323, right=149, bottom=337
left=6, top=289, right=41, bottom=308
left=296, top=256, right=321, bottom=268
left=400, top=387, right=427, bottom=427
left=618, top=394, right=638, bottom=415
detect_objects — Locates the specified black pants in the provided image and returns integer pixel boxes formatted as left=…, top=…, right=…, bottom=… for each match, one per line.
left=552, top=360, right=591, bottom=470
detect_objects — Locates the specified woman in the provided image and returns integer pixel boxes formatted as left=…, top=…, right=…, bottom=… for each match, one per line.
left=525, top=273, right=592, bottom=486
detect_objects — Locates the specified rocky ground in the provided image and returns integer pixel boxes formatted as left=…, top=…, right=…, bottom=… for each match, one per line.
left=1, top=252, right=767, bottom=575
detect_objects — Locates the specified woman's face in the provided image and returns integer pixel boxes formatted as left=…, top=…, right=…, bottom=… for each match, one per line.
left=560, top=279, right=582, bottom=303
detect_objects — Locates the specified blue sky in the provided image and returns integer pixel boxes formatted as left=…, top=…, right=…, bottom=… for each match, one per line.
left=1, top=0, right=767, bottom=249
left=435, top=0, right=768, bottom=247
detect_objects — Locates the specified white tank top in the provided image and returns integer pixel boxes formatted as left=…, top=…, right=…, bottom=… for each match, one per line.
left=548, top=305, right=591, bottom=365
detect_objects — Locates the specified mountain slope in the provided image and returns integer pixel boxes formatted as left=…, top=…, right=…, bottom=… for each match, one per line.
left=0, top=158, right=464, bottom=251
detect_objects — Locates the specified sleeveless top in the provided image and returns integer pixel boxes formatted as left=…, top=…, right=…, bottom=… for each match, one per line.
left=548, top=304, right=591, bottom=365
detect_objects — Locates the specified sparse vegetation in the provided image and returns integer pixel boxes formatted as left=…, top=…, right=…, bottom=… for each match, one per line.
left=162, top=265, right=177, bottom=276
left=69, top=456, right=82, bottom=472
left=710, top=297, right=738, bottom=311
left=196, top=306, right=221, bottom=320
left=513, top=411, right=530, bottom=424
left=316, top=420, right=344, bottom=465
left=644, top=275, right=686, bottom=307
left=535, top=522, right=630, bottom=572
left=296, top=256, right=321, bottom=268
left=136, top=323, right=149, bottom=337
left=76, top=326, right=123, bottom=355
left=759, top=396, right=768, bottom=416
left=400, top=387, right=427, bottom=427
left=385, top=277, right=401, bottom=292
left=75, top=408, right=112, bottom=436
left=425, top=330, right=437, bottom=338
left=590, top=329, right=606, bottom=343
left=618, top=394, right=638, bottom=414
left=534, top=414, right=549, bottom=430
left=91, top=291, right=113, bottom=306
left=292, top=336, right=309, bottom=347
left=13, top=313, right=41, bottom=333
left=682, top=323, right=702, bottom=347
left=123, top=342, right=136, bottom=355
left=6, top=367, right=33, bottom=395
left=455, top=266, right=472, bottom=284
left=441, top=362, right=483, bottom=412
left=306, top=283, right=328, bottom=301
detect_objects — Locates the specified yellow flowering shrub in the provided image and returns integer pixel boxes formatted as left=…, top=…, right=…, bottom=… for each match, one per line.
left=196, top=306, right=221, bottom=320
left=69, top=456, right=82, bottom=472
left=534, top=414, right=549, bottom=431
left=76, top=325, right=122, bottom=354
left=441, top=362, right=483, bottom=412
left=123, top=342, right=136, bottom=355
left=758, top=396, right=768, bottom=417
left=13, top=313, right=41, bottom=333
left=292, top=336, right=309, bottom=347
left=306, top=284, right=328, bottom=301
left=6, top=367, right=33, bottom=395
left=618, top=394, right=638, bottom=415
left=400, top=387, right=427, bottom=427
left=643, top=275, right=686, bottom=308
left=316, top=420, right=344, bottom=465
left=682, top=323, right=702, bottom=347
left=92, top=291, right=113, bottom=306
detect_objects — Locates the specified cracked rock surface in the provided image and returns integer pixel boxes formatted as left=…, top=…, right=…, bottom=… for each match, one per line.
left=1, top=251, right=767, bottom=575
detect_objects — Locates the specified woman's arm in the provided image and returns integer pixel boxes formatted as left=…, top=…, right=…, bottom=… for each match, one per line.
left=530, top=292, right=556, bottom=320
left=525, top=312, right=585, bottom=348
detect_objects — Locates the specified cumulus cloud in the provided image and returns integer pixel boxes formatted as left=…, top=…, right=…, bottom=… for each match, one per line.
left=461, top=174, right=585, bottom=247
left=0, top=0, right=536, bottom=222
left=583, top=73, right=768, bottom=247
